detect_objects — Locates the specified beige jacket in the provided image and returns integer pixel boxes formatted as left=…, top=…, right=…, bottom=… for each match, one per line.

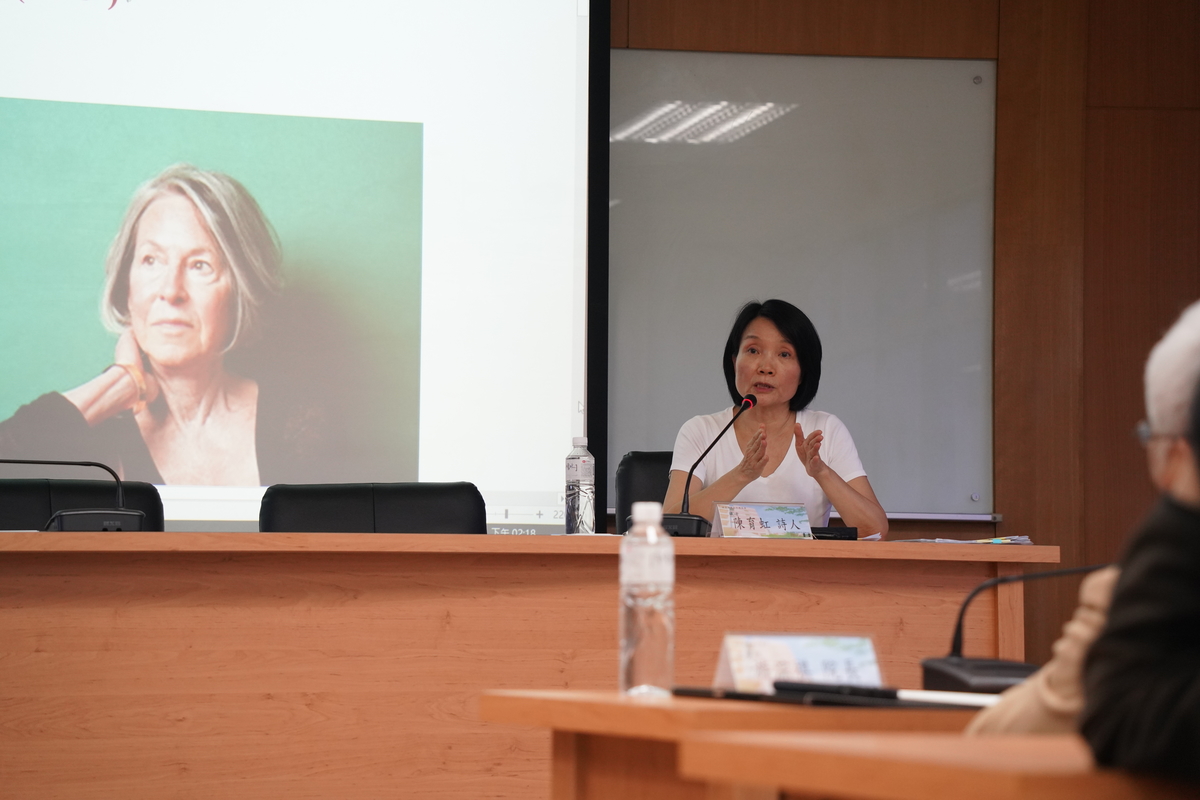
left=965, top=566, right=1120, bottom=735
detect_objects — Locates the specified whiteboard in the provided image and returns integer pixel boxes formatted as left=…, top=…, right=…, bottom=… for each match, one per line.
left=607, top=50, right=995, bottom=516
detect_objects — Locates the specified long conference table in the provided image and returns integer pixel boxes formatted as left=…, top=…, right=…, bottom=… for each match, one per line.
left=0, top=532, right=1057, bottom=799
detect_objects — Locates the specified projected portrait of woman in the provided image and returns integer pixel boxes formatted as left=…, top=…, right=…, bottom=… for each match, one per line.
left=0, top=163, right=323, bottom=485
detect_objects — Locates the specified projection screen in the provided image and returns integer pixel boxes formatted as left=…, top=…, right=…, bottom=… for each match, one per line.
left=0, top=0, right=599, bottom=531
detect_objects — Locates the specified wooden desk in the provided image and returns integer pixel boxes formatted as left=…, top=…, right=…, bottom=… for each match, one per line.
left=0, top=533, right=1055, bottom=799
left=481, top=689, right=976, bottom=800
left=678, top=731, right=1194, bottom=799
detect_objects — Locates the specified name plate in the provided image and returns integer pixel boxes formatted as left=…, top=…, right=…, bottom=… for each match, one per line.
left=713, top=633, right=883, bottom=694
left=712, top=502, right=813, bottom=538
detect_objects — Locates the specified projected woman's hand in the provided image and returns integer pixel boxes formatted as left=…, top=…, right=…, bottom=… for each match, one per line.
left=114, top=329, right=159, bottom=410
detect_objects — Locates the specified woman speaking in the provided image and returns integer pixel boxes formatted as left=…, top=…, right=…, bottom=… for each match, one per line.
left=663, top=299, right=888, bottom=537
left=0, top=163, right=308, bottom=485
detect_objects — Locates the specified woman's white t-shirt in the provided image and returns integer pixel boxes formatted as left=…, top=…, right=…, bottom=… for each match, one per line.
left=670, top=407, right=867, bottom=526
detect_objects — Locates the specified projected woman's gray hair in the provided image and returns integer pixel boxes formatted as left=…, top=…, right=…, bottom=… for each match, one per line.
left=101, top=163, right=282, bottom=352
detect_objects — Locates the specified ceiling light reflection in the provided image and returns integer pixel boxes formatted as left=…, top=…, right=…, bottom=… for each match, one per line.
left=610, top=101, right=797, bottom=144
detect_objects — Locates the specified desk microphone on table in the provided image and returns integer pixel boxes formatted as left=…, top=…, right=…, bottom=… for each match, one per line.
left=661, top=394, right=756, bottom=538
left=921, top=562, right=1110, bottom=693
left=0, top=458, right=146, bottom=531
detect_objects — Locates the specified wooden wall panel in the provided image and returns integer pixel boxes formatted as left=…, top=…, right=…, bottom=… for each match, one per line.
left=612, top=0, right=630, bottom=48
left=1088, top=0, right=1200, bottom=109
left=1082, top=110, right=1200, bottom=565
left=992, top=0, right=1089, bottom=664
left=626, top=0, right=999, bottom=59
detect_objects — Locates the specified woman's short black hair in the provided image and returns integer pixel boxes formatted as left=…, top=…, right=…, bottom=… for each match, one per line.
left=723, top=299, right=823, bottom=411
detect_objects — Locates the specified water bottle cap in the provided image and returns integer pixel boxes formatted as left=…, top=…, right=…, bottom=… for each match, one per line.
left=631, top=501, right=663, bottom=524
left=572, top=436, right=588, bottom=447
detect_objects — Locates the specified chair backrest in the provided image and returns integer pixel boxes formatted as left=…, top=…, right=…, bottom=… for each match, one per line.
left=259, top=482, right=487, bottom=533
left=0, top=479, right=165, bottom=531
left=614, top=451, right=675, bottom=534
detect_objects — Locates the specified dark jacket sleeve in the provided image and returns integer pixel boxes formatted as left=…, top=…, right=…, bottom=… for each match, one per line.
left=0, top=393, right=94, bottom=459
left=0, top=392, right=160, bottom=482
left=1080, top=497, right=1200, bottom=784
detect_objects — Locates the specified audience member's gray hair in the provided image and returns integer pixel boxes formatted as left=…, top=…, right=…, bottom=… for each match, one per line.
left=101, top=163, right=282, bottom=351
left=1145, top=300, right=1200, bottom=435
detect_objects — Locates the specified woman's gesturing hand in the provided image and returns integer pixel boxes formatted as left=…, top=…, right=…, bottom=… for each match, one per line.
left=737, top=425, right=770, bottom=481
left=114, top=330, right=159, bottom=410
left=795, top=422, right=827, bottom=478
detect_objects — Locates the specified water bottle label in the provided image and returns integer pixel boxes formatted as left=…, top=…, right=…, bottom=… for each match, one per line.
left=620, top=547, right=674, bottom=585
left=566, top=458, right=595, bottom=482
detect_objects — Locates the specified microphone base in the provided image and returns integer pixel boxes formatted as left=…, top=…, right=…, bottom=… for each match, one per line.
left=921, top=655, right=1038, bottom=694
left=44, top=508, right=147, bottom=532
left=812, top=526, right=858, bottom=540
left=661, top=513, right=711, bottom=538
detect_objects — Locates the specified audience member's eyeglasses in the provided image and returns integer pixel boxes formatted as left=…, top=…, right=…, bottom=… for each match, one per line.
left=1135, top=420, right=1179, bottom=447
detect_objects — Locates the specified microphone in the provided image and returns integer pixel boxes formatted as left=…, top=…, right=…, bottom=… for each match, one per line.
left=0, top=458, right=146, bottom=531
left=661, top=394, right=756, bottom=538
left=921, top=562, right=1110, bottom=693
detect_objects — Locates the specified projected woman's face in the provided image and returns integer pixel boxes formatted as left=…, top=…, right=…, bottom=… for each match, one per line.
left=126, top=193, right=234, bottom=369
left=733, top=317, right=801, bottom=409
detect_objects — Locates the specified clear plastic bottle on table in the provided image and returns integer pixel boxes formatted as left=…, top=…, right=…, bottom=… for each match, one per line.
left=565, top=436, right=595, bottom=534
left=619, top=501, right=675, bottom=695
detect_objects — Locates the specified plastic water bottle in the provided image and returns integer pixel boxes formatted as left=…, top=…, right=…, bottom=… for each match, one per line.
left=565, top=437, right=595, bottom=534
left=619, top=501, right=675, bottom=696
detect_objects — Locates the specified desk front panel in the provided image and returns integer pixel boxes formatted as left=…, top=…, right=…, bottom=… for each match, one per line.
left=0, top=538, right=1046, bottom=799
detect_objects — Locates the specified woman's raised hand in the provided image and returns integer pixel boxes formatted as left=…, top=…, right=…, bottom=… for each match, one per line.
left=737, top=424, right=770, bottom=481
left=62, top=330, right=160, bottom=425
left=114, top=330, right=159, bottom=409
left=795, top=422, right=826, bottom=478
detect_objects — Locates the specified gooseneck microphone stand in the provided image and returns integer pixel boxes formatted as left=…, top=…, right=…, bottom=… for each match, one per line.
left=921, top=562, right=1110, bottom=692
left=660, top=394, right=757, bottom=538
left=0, top=458, right=146, bottom=531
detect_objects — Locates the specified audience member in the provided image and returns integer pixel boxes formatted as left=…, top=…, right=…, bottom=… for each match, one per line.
left=968, top=300, right=1200, bottom=737
left=1080, top=302, right=1200, bottom=784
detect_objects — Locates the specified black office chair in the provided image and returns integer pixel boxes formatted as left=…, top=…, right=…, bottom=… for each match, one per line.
left=258, top=482, right=487, bottom=533
left=614, top=451, right=674, bottom=535
left=0, top=479, right=165, bottom=531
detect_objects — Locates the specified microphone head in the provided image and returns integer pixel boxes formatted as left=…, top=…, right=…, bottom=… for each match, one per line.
left=741, top=394, right=757, bottom=408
